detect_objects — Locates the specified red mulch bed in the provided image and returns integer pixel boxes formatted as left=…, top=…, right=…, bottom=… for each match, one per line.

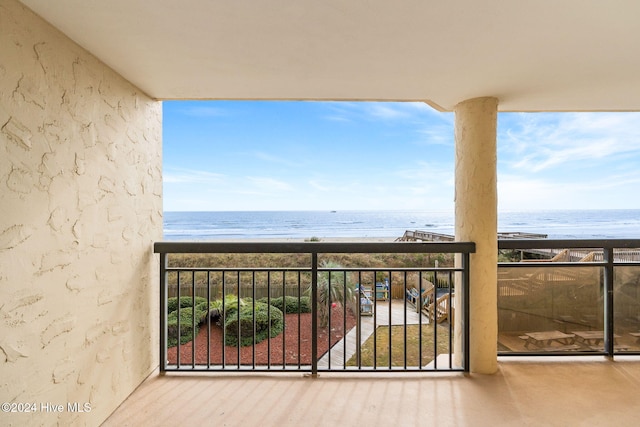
left=167, top=307, right=356, bottom=365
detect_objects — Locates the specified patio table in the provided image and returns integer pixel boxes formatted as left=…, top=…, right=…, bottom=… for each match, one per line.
left=572, top=331, right=620, bottom=346
left=522, top=331, right=575, bottom=349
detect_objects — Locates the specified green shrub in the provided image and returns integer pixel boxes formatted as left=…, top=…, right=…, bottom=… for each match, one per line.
left=167, top=296, right=208, bottom=313
left=221, top=297, right=248, bottom=321
left=195, top=300, right=211, bottom=312
left=298, top=296, right=311, bottom=313
left=260, top=296, right=311, bottom=314
left=210, top=294, right=243, bottom=311
left=166, top=296, right=209, bottom=347
left=224, top=302, right=283, bottom=347
left=167, top=306, right=208, bottom=347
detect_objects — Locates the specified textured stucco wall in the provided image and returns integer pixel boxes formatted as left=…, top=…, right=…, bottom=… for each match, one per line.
left=0, top=0, right=162, bottom=425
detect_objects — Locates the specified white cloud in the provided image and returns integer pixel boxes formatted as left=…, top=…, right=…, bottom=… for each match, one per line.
left=163, top=168, right=225, bottom=184
left=323, top=115, right=353, bottom=123
left=501, top=112, right=640, bottom=172
left=321, top=101, right=443, bottom=124
left=497, top=112, right=640, bottom=210
left=393, top=161, right=454, bottom=184
left=245, top=176, right=293, bottom=192
left=366, top=104, right=411, bottom=120
left=414, top=127, right=454, bottom=146
left=308, top=180, right=331, bottom=192
left=249, top=151, right=297, bottom=167
left=498, top=169, right=640, bottom=210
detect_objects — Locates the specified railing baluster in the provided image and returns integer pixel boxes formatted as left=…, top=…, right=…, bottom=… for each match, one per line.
left=604, top=247, right=614, bottom=357
left=448, top=270, right=453, bottom=369
left=191, top=270, right=196, bottom=369
left=433, top=269, right=438, bottom=370
left=311, top=252, right=318, bottom=376
left=207, top=271, right=211, bottom=369
left=403, top=270, right=408, bottom=370
left=343, top=270, right=347, bottom=371
left=236, top=271, right=240, bottom=370
left=462, top=252, right=470, bottom=372
left=327, top=268, right=332, bottom=369
left=298, top=270, right=302, bottom=370
left=278, top=270, right=287, bottom=369
left=159, top=252, right=167, bottom=373
left=418, top=270, right=423, bottom=370
left=372, top=270, right=377, bottom=370
left=387, top=270, right=392, bottom=370
left=176, top=270, right=181, bottom=369
left=357, top=270, right=362, bottom=370
left=252, top=270, right=256, bottom=369
left=221, top=271, right=226, bottom=369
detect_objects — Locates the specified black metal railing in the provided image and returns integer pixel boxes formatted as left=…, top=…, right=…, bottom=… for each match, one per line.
left=498, top=239, right=640, bottom=357
left=154, top=241, right=474, bottom=374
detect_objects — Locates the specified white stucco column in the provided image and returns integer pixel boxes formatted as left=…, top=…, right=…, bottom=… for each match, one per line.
left=454, top=97, right=498, bottom=374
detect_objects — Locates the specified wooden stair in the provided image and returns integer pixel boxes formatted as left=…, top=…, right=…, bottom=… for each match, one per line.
left=406, top=279, right=452, bottom=324
left=422, top=293, right=451, bottom=323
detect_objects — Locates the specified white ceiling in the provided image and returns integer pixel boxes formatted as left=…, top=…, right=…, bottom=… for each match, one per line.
left=20, top=0, right=640, bottom=111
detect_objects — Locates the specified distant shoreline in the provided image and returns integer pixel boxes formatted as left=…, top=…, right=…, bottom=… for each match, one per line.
left=163, top=210, right=640, bottom=241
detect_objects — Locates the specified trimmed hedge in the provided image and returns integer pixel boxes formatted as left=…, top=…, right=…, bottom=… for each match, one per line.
left=259, top=296, right=311, bottom=314
left=224, top=302, right=283, bottom=347
left=166, top=296, right=296, bottom=348
left=167, top=297, right=209, bottom=347
left=167, top=296, right=208, bottom=313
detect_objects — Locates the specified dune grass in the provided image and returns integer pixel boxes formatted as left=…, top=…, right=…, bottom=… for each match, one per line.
left=167, top=251, right=452, bottom=270
left=168, top=253, right=453, bottom=282
left=166, top=252, right=454, bottom=299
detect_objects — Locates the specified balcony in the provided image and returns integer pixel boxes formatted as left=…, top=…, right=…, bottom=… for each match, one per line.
left=99, top=238, right=640, bottom=425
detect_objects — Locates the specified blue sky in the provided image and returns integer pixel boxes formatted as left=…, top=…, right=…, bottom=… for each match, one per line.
left=163, top=101, right=640, bottom=212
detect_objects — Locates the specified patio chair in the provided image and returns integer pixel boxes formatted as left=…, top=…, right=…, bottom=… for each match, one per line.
left=406, top=282, right=435, bottom=313
left=357, top=285, right=373, bottom=316
left=406, top=287, right=420, bottom=308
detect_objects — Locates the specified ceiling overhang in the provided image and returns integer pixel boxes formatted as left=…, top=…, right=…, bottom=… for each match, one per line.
left=19, top=0, right=640, bottom=111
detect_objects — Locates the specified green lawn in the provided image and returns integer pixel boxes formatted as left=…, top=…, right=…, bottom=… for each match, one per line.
left=346, top=324, right=453, bottom=367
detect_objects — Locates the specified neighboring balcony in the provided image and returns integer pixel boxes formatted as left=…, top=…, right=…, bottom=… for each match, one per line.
left=498, top=239, right=640, bottom=356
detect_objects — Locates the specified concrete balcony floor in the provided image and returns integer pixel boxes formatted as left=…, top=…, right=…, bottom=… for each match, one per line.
left=103, top=356, right=640, bottom=426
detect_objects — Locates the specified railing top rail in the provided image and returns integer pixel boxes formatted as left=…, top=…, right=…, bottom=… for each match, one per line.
left=497, top=261, right=606, bottom=268
left=498, top=239, right=640, bottom=250
left=164, top=266, right=465, bottom=272
left=154, top=241, right=476, bottom=254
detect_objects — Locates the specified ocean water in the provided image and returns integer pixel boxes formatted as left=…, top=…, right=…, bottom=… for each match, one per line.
left=163, top=209, right=640, bottom=241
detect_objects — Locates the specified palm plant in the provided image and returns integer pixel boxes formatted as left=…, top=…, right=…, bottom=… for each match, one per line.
left=309, top=260, right=356, bottom=327
left=207, top=294, right=245, bottom=324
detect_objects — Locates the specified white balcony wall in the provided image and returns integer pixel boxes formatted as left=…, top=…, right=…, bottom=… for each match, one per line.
left=0, top=0, right=162, bottom=425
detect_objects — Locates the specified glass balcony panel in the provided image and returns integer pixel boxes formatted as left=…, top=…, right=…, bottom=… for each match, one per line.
left=498, top=265, right=603, bottom=353
left=614, top=266, right=640, bottom=353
